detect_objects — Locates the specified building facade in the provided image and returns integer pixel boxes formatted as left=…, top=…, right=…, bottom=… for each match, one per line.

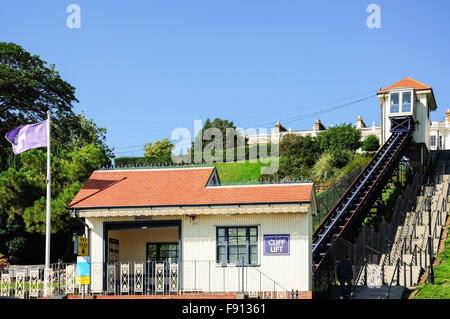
left=69, top=167, right=317, bottom=296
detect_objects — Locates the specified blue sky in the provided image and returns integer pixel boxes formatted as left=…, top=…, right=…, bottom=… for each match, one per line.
left=2, top=0, right=450, bottom=156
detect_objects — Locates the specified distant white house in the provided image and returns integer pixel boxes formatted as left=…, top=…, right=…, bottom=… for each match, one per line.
left=246, top=115, right=381, bottom=148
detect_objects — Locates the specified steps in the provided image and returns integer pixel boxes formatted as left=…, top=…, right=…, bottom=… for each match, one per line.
left=328, top=285, right=408, bottom=299
left=383, top=265, right=422, bottom=288
left=372, top=153, right=450, bottom=292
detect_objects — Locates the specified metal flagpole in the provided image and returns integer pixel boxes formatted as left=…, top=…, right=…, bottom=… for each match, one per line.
left=43, top=111, right=52, bottom=297
left=45, top=111, right=51, bottom=268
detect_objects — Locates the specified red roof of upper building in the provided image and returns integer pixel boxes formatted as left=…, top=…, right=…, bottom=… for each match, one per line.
left=377, top=77, right=437, bottom=110
left=68, top=167, right=314, bottom=209
left=377, top=77, right=431, bottom=94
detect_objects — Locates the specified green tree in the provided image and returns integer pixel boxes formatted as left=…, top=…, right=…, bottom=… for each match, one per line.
left=278, top=134, right=320, bottom=178
left=143, top=138, right=174, bottom=164
left=0, top=42, right=79, bottom=171
left=362, top=134, right=380, bottom=152
left=316, top=123, right=362, bottom=153
left=0, top=43, right=114, bottom=263
left=191, top=118, right=247, bottom=162
left=316, top=123, right=361, bottom=169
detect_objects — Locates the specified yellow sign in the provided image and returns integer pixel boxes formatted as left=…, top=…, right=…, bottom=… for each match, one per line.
left=78, top=237, right=89, bottom=256
left=76, top=276, right=90, bottom=285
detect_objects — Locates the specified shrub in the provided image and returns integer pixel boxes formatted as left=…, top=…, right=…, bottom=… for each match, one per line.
left=362, top=135, right=380, bottom=152
left=311, top=153, right=337, bottom=181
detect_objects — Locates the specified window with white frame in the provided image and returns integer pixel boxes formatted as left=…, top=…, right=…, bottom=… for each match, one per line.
left=390, top=91, right=413, bottom=113
left=390, top=92, right=399, bottom=113
left=402, top=91, right=412, bottom=112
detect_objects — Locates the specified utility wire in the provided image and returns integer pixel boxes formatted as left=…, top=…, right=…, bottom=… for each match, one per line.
left=239, top=88, right=377, bottom=127
left=252, top=93, right=377, bottom=129
left=112, top=90, right=378, bottom=153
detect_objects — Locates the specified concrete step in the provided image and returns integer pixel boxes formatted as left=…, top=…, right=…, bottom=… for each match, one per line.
left=328, top=285, right=408, bottom=299
left=399, top=253, right=431, bottom=267
left=383, top=265, right=422, bottom=288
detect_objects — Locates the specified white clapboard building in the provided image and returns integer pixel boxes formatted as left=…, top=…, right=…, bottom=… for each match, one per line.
left=68, top=166, right=317, bottom=297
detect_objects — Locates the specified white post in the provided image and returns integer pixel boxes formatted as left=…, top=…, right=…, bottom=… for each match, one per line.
left=45, top=111, right=51, bottom=267
left=44, top=111, right=51, bottom=296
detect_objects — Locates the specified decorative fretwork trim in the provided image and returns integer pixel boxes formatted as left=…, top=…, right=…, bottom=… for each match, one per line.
left=78, top=204, right=309, bottom=218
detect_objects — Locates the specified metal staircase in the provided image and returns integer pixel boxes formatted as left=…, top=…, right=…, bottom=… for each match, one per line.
left=312, top=131, right=412, bottom=270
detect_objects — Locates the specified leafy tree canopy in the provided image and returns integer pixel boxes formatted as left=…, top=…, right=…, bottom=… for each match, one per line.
left=192, top=118, right=247, bottom=152
left=143, top=138, right=174, bottom=164
left=316, top=123, right=362, bottom=153
left=278, top=134, right=320, bottom=179
left=0, top=42, right=114, bottom=263
left=0, top=42, right=82, bottom=171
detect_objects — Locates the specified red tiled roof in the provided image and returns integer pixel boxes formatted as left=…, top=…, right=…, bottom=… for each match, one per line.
left=69, top=167, right=313, bottom=209
left=377, top=77, right=431, bottom=94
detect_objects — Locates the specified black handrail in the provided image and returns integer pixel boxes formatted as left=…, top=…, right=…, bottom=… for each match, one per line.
left=386, top=258, right=401, bottom=299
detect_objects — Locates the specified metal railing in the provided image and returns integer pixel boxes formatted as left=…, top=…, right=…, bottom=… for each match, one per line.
left=0, top=259, right=290, bottom=299
left=314, top=166, right=363, bottom=230
left=386, top=258, right=401, bottom=299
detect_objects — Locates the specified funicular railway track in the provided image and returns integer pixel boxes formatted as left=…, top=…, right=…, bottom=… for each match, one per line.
left=312, top=129, right=412, bottom=293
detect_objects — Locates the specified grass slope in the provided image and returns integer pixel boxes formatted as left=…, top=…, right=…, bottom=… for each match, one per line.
left=413, top=226, right=450, bottom=299
left=213, top=159, right=276, bottom=183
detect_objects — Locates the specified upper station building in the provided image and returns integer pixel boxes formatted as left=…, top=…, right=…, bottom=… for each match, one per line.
left=377, top=77, right=437, bottom=158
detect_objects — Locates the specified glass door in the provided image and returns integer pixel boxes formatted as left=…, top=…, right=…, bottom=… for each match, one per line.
left=146, top=243, right=178, bottom=263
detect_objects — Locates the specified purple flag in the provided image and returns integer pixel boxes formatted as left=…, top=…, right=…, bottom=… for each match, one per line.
left=5, top=120, right=48, bottom=154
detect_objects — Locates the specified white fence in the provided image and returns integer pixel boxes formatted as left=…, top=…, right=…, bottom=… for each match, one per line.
left=0, top=260, right=290, bottom=299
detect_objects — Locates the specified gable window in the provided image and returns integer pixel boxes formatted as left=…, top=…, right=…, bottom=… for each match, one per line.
left=402, top=91, right=411, bottom=112
left=390, top=92, right=399, bottom=113
left=217, top=226, right=258, bottom=265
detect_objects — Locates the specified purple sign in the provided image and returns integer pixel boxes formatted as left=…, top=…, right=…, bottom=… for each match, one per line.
left=263, top=234, right=290, bottom=255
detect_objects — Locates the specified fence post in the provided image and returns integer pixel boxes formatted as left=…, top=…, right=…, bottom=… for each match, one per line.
left=388, top=244, right=391, bottom=265
left=241, top=259, right=245, bottom=294
left=364, top=258, right=367, bottom=285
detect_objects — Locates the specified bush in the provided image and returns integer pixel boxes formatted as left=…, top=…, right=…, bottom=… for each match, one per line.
left=336, top=153, right=373, bottom=179
left=278, top=134, right=320, bottom=178
left=311, top=153, right=337, bottom=181
left=316, top=123, right=362, bottom=153
left=278, top=156, right=310, bottom=179
left=362, top=135, right=380, bottom=152
left=329, top=149, right=353, bottom=169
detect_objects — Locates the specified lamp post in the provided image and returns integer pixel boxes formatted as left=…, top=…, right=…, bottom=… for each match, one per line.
left=425, top=177, right=434, bottom=285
